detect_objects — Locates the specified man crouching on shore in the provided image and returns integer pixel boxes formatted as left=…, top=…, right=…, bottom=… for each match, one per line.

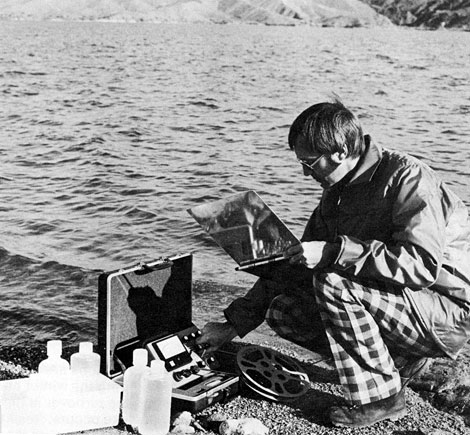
left=196, top=98, right=470, bottom=428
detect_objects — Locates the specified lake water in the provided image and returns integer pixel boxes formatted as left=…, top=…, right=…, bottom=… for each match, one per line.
left=1, top=21, right=469, bottom=348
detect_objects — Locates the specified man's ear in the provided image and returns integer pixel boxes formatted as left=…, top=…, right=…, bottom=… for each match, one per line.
left=329, top=150, right=348, bottom=164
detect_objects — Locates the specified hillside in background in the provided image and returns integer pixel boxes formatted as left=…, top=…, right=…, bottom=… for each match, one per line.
left=1, top=0, right=469, bottom=29
left=0, top=0, right=391, bottom=27
left=362, top=0, right=470, bottom=29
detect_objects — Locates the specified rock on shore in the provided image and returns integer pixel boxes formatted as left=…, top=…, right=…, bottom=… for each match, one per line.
left=362, top=0, right=470, bottom=30
left=0, top=0, right=391, bottom=27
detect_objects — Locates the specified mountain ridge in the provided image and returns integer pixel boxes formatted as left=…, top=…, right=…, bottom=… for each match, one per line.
left=0, top=0, right=392, bottom=27
left=2, top=0, right=468, bottom=29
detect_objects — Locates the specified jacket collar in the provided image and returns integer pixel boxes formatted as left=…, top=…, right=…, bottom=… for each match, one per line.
left=348, top=135, right=382, bottom=186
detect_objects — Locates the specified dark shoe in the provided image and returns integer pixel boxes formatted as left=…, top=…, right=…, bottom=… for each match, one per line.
left=330, top=392, right=406, bottom=428
left=399, top=357, right=431, bottom=389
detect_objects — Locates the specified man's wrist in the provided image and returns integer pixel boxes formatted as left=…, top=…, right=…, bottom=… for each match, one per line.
left=223, top=320, right=238, bottom=341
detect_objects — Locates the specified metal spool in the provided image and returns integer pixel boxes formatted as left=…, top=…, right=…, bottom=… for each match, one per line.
left=236, top=345, right=310, bottom=401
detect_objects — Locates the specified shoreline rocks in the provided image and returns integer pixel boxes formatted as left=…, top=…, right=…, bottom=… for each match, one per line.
left=1, top=340, right=469, bottom=433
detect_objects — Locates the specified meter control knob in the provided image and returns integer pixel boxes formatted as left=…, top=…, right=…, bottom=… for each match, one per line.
left=173, top=371, right=183, bottom=382
left=190, top=365, right=200, bottom=374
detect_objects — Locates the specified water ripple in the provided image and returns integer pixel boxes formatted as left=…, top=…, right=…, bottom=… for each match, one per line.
left=0, top=21, right=469, bottom=347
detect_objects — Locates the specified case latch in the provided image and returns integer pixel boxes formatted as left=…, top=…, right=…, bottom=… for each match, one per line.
left=135, top=258, right=174, bottom=273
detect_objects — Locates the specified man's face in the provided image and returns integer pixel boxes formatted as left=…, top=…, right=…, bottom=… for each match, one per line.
left=294, top=136, right=342, bottom=189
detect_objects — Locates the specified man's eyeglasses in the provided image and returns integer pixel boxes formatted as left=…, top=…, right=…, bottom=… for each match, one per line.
left=297, top=154, right=324, bottom=171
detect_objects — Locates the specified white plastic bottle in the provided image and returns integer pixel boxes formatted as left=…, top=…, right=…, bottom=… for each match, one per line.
left=138, top=359, right=172, bottom=435
left=35, top=340, right=71, bottom=434
left=122, top=348, right=150, bottom=428
left=70, top=341, right=101, bottom=374
left=38, top=340, right=70, bottom=374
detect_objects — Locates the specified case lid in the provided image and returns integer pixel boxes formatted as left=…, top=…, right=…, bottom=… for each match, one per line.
left=98, top=254, right=193, bottom=377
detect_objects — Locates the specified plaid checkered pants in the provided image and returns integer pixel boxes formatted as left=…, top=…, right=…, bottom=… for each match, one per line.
left=265, top=272, right=441, bottom=405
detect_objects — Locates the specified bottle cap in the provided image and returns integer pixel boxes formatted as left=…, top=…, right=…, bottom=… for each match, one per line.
left=79, top=342, right=93, bottom=354
left=150, top=359, right=166, bottom=377
left=133, top=348, right=148, bottom=366
left=47, top=340, right=62, bottom=357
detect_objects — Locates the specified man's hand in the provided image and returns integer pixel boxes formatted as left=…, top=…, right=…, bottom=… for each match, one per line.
left=195, top=321, right=238, bottom=355
left=284, top=241, right=326, bottom=269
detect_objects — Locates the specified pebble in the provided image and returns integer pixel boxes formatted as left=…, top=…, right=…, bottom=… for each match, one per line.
left=207, top=412, right=227, bottom=422
left=420, top=430, right=455, bottom=435
left=172, top=411, right=193, bottom=427
left=0, top=360, right=32, bottom=378
left=219, top=418, right=268, bottom=435
left=170, top=424, right=195, bottom=434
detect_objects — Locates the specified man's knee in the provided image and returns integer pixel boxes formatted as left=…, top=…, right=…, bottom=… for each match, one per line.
left=265, top=294, right=330, bottom=352
left=313, top=272, right=358, bottom=304
left=265, top=293, right=320, bottom=331
left=265, top=294, right=298, bottom=332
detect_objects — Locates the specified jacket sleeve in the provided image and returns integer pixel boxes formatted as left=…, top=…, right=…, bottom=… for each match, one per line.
left=334, top=164, right=446, bottom=289
left=301, top=202, right=331, bottom=242
left=223, top=278, right=286, bottom=338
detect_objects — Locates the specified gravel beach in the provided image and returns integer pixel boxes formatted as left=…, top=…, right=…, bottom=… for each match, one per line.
left=1, top=337, right=469, bottom=435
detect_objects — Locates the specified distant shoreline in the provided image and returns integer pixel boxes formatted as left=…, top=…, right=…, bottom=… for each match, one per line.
left=1, top=18, right=468, bottom=32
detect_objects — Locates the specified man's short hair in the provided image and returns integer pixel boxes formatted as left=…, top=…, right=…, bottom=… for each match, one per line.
left=288, top=99, right=364, bottom=157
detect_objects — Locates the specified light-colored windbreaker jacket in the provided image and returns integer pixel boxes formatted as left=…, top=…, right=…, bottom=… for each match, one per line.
left=225, top=136, right=470, bottom=359
left=301, top=136, right=470, bottom=358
